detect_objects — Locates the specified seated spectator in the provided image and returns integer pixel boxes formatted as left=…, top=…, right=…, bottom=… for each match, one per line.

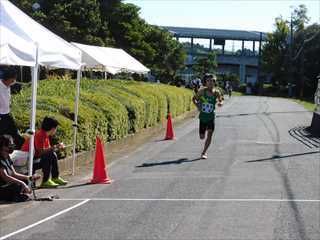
left=0, top=135, right=40, bottom=202
left=21, top=117, right=68, bottom=188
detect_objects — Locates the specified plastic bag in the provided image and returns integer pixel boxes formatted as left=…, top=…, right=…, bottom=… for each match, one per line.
left=10, top=150, right=29, bottom=167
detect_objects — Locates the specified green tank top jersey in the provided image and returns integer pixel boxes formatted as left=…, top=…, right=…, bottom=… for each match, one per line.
left=199, top=90, right=217, bottom=123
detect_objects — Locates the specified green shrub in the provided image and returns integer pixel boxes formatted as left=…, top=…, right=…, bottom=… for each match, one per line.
left=36, top=96, right=108, bottom=151
left=105, top=81, right=159, bottom=127
left=80, top=79, right=146, bottom=133
left=11, top=78, right=194, bottom=155
left=80, top=92, right=128, bottom=141
left=132, top=83, right=168, bottom=123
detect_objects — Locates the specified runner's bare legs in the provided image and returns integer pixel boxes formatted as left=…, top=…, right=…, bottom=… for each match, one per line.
left=201, top=129, right=213, bottom=158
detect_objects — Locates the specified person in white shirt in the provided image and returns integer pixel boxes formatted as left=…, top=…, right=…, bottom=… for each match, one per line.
left=0, top=68, right=25, bottom=149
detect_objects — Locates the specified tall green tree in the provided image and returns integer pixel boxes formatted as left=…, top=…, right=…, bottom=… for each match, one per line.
left=261, top=17, right=290, bottom=87
left=261, top=4, right=315, bottom=97
left=295, top=24, right=320, bottom=97
left=192, top=51, right=217, bottom=78
left=291, top=4, right=311, bottom=97
left=101, top=2, right=186, bottom=81
left=144, top=26, right=186, bottom=82
left=11, top=0, right=187, bottom=82
left=292, top=4, right=310, bottom=32
left=11, top=0, right=114, bottom=46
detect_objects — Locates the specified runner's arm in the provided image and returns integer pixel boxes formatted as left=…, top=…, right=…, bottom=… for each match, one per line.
left=216, top=89, right=224, bottom=107
left=0, top=168, right=29, bottom=188
left=193, top=89, right=204, bottom=110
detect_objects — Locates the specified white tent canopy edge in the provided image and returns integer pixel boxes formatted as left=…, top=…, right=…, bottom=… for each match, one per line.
left=72, top=42, right=150, bottom=74
left=0, top=0, right=82, bottom=177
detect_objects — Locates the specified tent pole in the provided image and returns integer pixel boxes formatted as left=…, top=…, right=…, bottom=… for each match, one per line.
left=72, top=69, right=81, bottom=175
left=28, top=44, right=39, bottom=179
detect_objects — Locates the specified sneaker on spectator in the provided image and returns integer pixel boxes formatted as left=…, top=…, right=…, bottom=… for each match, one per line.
left=40, top=179, right=59, bottom=188
left=52, top=177, right=68, bottom=186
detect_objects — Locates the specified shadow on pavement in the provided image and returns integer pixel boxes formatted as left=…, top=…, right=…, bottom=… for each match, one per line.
left=136, top=157, right=202, bottom=168
left=258, top=109, right=308, bottom=239
left=288, top=126, right=320, bottom=148
left=246, top=150, right=319, bottom=163
left=217, top=110, right=311, bottom=119
left=57, top=182, right=91, bottom=189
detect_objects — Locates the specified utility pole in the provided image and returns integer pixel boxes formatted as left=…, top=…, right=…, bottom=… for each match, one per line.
left=300, top=30, right=304, bottom=98
left=288, top=12, right=294, bottom=98
left=257, top=32, right=262, bottom=95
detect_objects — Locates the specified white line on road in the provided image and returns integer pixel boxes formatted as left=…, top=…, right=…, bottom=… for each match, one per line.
left=55, top=198, right=320, bottom=202
left=0, top=199, right=90, bottom=240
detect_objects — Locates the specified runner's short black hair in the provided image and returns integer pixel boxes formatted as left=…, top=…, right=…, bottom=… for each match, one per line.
left=203, top=73, right=217, bottom=84
left=41, top=117, right=59, bottom=131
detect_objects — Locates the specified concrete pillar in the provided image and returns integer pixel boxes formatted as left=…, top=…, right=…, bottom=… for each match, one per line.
left=191, top=37, right=194, bottom=55
left=242, top=40, right=245, bottom=56
left=253, top=41, right=256, bottom=55
left=257, top=32, right=263, bottom=95
left=239, top=64, right=246, bottom=83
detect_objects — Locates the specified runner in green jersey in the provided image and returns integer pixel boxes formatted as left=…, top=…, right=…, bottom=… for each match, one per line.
left=192, top=74, right=223, bottom=159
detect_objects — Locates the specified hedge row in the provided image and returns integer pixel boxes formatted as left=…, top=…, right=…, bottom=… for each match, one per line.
left=11, top=78, right=195, bottom=153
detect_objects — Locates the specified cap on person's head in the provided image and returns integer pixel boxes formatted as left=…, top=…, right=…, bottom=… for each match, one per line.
left=203, top=73, right=217, bottom=83
left=2, top=68, right=17, bottom=81
left=41, top=117, right=59, bottom=131
left=203, top=73, right=213, bottom=82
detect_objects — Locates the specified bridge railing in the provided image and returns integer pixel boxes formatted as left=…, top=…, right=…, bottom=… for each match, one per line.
left=191, top=49, right=259, bottom=57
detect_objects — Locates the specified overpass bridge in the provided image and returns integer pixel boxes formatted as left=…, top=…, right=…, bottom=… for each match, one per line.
left=160, top=26, right=268, bottom=84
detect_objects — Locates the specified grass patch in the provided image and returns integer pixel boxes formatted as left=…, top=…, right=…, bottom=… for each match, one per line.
left=292, top=99, right=316, bottom=111
left=232, top=91, right=244, bottom=96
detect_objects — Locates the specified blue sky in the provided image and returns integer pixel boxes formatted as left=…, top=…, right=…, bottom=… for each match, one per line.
left=125, top=1, right=320, bottom=33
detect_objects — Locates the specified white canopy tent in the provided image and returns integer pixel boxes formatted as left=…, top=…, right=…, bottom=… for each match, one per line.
left=0, top=25, right=36, bottom=66
left=72, top=42, right=150, bottom=74
left=0, top=1, right=36, bottom=66
left=105, top=47, right=150, bottom=74
left=70, top=43, right=151, bottom=174
left=0, top=0, right=82, bottom=176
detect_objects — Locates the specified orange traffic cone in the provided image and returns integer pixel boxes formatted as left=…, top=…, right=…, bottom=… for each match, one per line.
left=90, top=137, right=112, bottom=184
left=164, top=112, right=175, bottom=140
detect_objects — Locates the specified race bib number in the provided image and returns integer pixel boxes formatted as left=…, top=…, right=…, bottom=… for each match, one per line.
left=202, top=103, right=214, bottom=113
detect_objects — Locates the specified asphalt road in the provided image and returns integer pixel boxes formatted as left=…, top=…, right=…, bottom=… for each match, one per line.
left=1, top=96, right=319, bottom=240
